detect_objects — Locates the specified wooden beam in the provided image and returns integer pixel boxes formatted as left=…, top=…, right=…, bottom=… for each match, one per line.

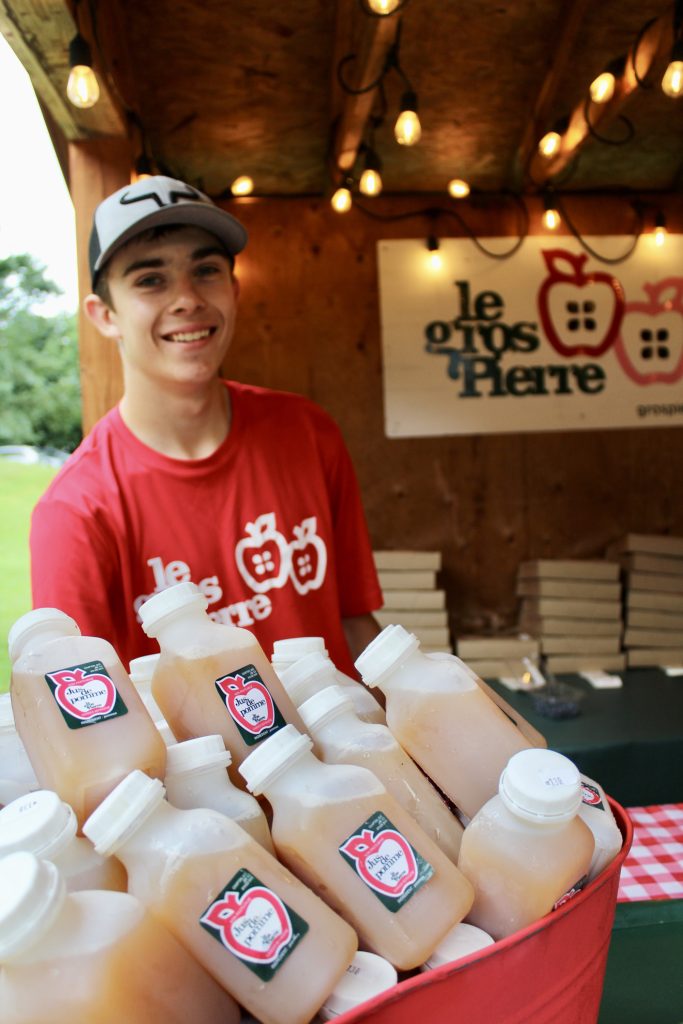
left=69, top=138, right=132, bottom=433
left=0, top=0, right=125, bottom=141
left=527, top=10, right=674, bottom=187
left=511, top=0, right=593, bottom=189
left=330, top=8, right=400, bottom=175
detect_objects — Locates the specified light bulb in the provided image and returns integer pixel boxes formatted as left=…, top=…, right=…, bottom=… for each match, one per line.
left=543, top=207, right=560, bottom=230
left=366, top=0, right=400, bottom=12
left=538, top=130, right=561, bottom=158
left=66, top=65, right=100, bottom=109
left=359, top=168, right=382, bottom=196
left=428, top=250, right=443, bottom=271
left=589, top=71, right=616, bottom=104
left=231, top=175, right=254, bottom=196
left=331, top=186, right=352, bottom=213
left=654, top=225, right=667, bottom=246
left=395, top=109, right=421, bottom=146
left=662, top=60, right=683, bottom=97
left=448, top=178, right=470, bottom=199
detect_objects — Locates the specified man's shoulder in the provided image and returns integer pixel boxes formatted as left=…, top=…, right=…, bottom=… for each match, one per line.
left=35, top=407, right=123, bottom=508
left=229, top=380, right=339, bottom=433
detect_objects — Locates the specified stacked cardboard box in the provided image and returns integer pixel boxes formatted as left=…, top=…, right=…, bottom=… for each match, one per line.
left=608, top=534, right=683, bottom=668
left=454, top=635, right=541, bottom=683
left=517, top=560, right=625, bottom=673
left=374, top=551, right=452, bottom=652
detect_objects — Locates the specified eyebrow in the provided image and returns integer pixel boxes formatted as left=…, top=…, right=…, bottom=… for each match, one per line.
left=121, top=246, right=230, bottom=278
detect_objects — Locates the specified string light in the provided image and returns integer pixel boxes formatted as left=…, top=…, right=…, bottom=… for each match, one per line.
left=395, top=91, right=421, bottom=145
left=662, top=39, right=683, bottom=97
left=542, top=192, right=561, bottom=230
left=359, top=147, right=383, bottom=196
left=331, top=181, right=353, bottom=213
left=537, top=116, right=569, bottom=158
left=589, top=56, right=626, bottom=104
left=426, top=235, right=442, bottom=271
left=448, top=178, right=470, bottom=199
left=231, top=175, right=254, bottom=196
left=66, top=33, right=100, bottom=108
left=654, top=211, right=667, bottom=246
left=364, top=0, right=401, bottom=13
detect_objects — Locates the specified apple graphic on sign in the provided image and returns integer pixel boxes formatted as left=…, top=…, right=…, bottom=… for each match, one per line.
left=537, top=249, right=625, bottom=358
left=613, top=278, right=683, bottom=385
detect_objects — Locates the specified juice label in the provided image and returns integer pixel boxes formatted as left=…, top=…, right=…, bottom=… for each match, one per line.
left=581, top=782, right=606, bottom=811
left=215, top=664, right=286, bottom=745
left=339, top=811, right=434, bottom=912
left=199, top=868, right=308, bottom=980
left=44, top=661, right=128, bottom=729
left=553, top=875, right=589, bottom=910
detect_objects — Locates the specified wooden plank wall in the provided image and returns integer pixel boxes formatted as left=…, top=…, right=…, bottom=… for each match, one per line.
left=81, top=193, right=683, bottom=634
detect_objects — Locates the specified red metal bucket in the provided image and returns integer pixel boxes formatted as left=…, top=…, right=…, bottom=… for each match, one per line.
left=337, top=799, right=633, bottom=1024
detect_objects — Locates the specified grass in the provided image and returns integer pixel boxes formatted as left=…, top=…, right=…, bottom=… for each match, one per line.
left=0, top=460, right=58, bottom=693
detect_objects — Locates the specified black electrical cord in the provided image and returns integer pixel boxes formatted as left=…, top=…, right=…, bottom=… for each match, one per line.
left=554, top=194, right=644, bottom=265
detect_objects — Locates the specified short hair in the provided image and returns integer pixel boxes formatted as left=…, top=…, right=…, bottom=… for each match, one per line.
left=93, top=224, right=235, bottom=309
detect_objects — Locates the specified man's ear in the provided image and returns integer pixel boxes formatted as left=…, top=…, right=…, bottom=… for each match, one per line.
left=83, top=293, right=121, bottom=341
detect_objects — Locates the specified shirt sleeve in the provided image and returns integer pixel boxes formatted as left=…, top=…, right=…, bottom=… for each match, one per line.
left=314, top=410, right=383, bottom=618
left=30, top=497, right=120, bottom=642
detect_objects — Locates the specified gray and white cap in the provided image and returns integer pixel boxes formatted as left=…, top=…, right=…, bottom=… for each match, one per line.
left=88, top=175, right=248, bottom=287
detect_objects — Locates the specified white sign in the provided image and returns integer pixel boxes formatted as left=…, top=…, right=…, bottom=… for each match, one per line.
left=377, top=236, right=683, bottom=437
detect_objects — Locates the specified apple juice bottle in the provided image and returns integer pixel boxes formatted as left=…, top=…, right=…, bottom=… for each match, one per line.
left=139, top=582, right=305, bottom=787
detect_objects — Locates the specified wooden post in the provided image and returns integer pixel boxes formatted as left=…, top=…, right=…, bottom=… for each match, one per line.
left=69, top=139, right=132, bottom=434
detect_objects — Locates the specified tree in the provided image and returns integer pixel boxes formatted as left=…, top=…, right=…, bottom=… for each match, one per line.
left=0, top=254, right=82, bottom=452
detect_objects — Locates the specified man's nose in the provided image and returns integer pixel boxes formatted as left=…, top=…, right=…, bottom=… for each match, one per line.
left=169, top=274, right=205, bottom=313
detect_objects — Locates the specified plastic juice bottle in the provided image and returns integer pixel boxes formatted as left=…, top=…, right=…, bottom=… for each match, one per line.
left=239, top=724, right=474, bottom=971
left=0, top=692, right=38, bottom=807
left=164, top=734, right=274, bottom=854
left=9, top=608, right=167, bottom=827
left=272, top=638, right=385, bottom=724
left=0, top=851, right=240, bottom=1024
left=355, top=625, right=532, bottom=819
left=457, top=749, right=595, bottom=940
left=0, top=789, right=127, bottom=892
left=83, top=770, right=358, bottom=1024
left=129, top=653, right=177, bottom=745
left=579, top=774, right=622, bottom=880
left=298, top=685, right=464, bottom=863
left=139, top=582, right=306, bottom=787
left=317, top=951, right=398, bottom=1021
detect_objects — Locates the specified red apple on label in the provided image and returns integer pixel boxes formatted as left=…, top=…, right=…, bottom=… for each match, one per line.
left=289, top=517, right=327, bottom=595
left=215, top=673, right=276, bottom=735
left=201, top=886, right=292, bottom=962
left=235, top=513, right=290, bottom=593
left=614, top=278, right=683, bottom=385
left=341, top=827, right=418, bottom=896
left=537, top=249, right=625, bottom=358
left=47, top=667, right=117, bottom=720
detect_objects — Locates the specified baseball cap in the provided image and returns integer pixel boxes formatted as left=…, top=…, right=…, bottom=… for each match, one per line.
left=89, top=175, right=248, bottom=288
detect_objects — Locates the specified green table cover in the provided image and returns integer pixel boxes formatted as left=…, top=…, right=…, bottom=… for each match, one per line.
left=599, top=899, right=683, bottom=1024
left=486, top=669, right=683, bottom=807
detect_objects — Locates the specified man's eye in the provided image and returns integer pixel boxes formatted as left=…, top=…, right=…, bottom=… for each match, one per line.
left=135, top=274, right=164, bottom=288
left=196, top=264, right=221, bottom=278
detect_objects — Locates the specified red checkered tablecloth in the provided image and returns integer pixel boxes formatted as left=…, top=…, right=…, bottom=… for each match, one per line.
left=617, top=803, right=683, bottom=902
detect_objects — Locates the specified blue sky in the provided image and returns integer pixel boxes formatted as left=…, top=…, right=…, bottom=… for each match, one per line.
left=0, top=33, right=78, bottom=312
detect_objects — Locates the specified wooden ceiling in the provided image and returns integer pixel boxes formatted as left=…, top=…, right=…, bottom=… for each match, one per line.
left=2, top=0, right=682, bottom=200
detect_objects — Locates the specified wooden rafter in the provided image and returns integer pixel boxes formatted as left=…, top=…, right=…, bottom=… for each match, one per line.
left=526, top=7, right=675, bottom=187
left=329, top=5, right=400, bottom=176
left=0, top=0, right=125, bottom=142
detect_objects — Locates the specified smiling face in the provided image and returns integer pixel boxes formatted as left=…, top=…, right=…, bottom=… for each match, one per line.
left=84, top=225, right=240, bottom=395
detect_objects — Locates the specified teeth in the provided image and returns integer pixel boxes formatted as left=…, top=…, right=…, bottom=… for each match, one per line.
left=167, top=329, right=211, bottom=342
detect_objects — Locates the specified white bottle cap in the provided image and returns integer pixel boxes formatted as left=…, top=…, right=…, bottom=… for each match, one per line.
left=319, top=951, right=398, bottom=1019
left=238, top=725, right=312, bottom=796
left=82, top=770, right=166, bottom=856
left=272, top=637, right=327, bottom=663
left=354, top=625, right=420, bottom=687
left=0, top=852, right=66, bottom=959
left=128, top=653, right=160, bottom=685
left=0, top=790, right=77, bottom=860
left=164, top=734, right=232, bottom=777
left=499, top=749, right=582, bottom=823
left=0, top=692, right=15, bottom=730
left=8, top=608, right=80, bottom=663
left=138, top=582, right=207, bottom=636
left=421, top=922, right=495, bottom=971
left=298, top=685, right=354, bottom=733
left=278, top=652, right=336, bottom=706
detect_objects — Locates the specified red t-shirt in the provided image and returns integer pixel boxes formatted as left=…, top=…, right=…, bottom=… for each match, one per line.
left=30, top=382, right=382, bottom=676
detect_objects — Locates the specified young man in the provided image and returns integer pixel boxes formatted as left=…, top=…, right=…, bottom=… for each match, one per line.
left=30, top=176, right=382, bottom=676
